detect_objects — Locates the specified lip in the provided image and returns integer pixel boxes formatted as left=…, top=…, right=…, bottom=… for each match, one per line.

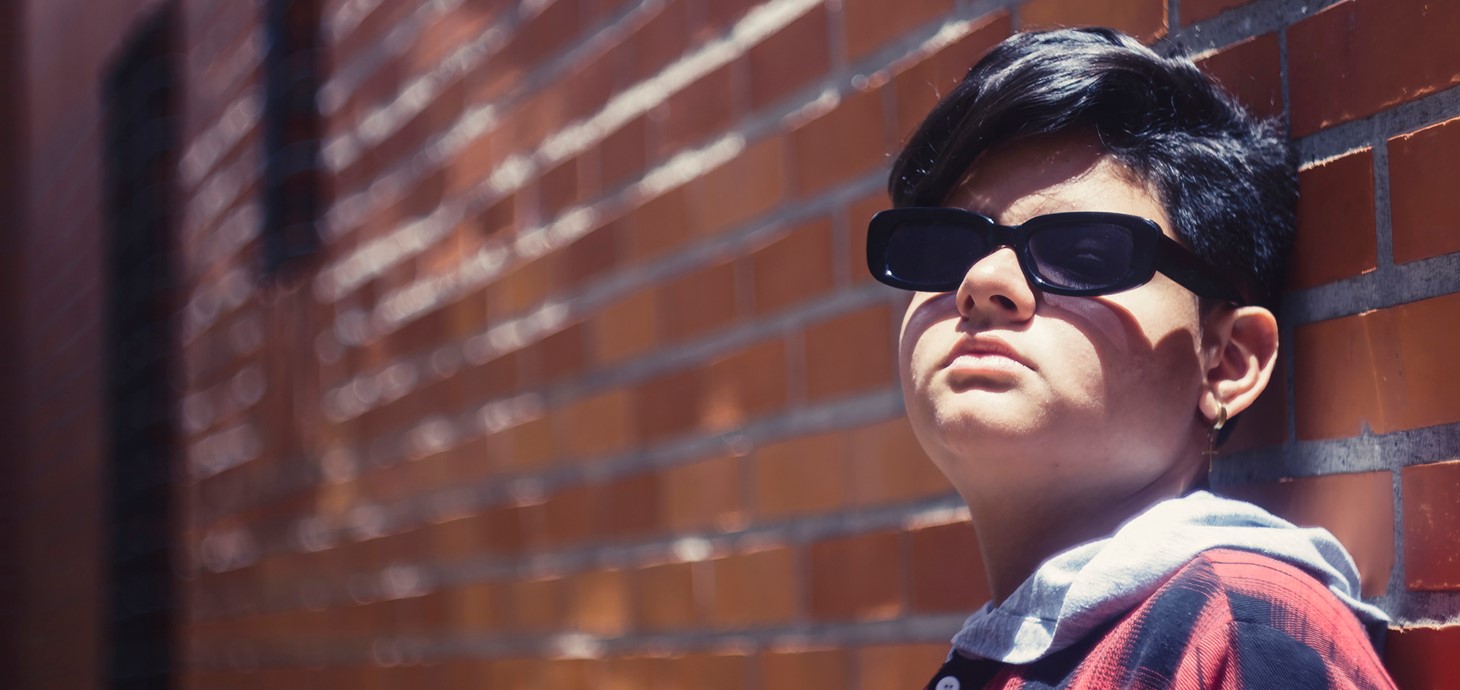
left=942, top=335, right=1034, bottom=373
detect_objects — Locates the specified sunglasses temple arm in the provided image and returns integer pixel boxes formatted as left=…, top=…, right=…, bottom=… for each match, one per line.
left=1154, top=237, right=1246, bottom=304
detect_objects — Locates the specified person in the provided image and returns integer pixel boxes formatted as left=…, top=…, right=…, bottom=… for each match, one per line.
left=866, top=27, right=1397, bottom=688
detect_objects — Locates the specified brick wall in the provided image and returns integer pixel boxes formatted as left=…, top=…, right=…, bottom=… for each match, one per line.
left=7, top=0, right=1460, bottom=688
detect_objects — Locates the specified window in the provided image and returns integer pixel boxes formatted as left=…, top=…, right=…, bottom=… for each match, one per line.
left=261, top=0, right=324, bottom=276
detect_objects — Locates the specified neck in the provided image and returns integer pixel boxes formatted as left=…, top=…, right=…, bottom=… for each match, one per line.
left=956, top=454, right=1207, bottom=604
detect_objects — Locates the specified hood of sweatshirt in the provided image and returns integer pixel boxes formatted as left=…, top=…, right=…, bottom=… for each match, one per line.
left=950, top=490, right=1388, bottom=664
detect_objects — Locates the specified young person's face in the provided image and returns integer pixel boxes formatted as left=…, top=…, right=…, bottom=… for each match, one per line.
left=899, top=132, right=1213, bottom=501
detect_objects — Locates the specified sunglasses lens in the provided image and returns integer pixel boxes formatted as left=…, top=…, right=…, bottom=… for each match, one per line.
left=882, top=219, right=992, bottom=289
left=1026, top=221, right=1136, bottom=292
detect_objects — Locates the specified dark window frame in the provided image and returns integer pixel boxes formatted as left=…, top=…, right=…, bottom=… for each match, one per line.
left=261, top=0, right=325, bottom=277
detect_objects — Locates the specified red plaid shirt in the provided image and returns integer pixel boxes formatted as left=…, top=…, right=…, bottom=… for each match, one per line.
left=925, top=548, right=1395, bottom=690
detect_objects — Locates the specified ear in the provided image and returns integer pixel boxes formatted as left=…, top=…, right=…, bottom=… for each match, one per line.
left=1198, top=305, right=1279, bottom=424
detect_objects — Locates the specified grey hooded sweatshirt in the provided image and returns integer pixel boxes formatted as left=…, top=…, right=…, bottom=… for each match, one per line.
left=950, top=490, right=1389, bottom=664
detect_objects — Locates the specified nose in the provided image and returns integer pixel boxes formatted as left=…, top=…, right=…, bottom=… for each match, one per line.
left=955, top=246, right=1038, bottom=323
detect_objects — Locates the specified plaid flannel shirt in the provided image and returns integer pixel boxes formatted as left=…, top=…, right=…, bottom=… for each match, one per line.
left=925, top=548, right=1395, bottom=690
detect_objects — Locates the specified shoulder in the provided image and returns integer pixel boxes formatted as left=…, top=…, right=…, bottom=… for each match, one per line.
left=1164, top=548, right=1355, bottom=625
left=1120, top=548, right=1395, bottom=689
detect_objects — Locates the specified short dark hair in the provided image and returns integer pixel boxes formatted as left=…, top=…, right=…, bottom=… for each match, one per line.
left=889, top=27, right=1296, bottom=310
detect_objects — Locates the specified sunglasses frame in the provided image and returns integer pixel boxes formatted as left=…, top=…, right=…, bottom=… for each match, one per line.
left=867, top=207, right=1245, bottom=304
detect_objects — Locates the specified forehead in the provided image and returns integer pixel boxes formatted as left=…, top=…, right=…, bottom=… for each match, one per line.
left=944, top=131, right=1173, bottom=236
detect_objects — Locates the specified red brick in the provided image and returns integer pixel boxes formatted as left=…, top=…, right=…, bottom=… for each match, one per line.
left=1182, top=0, right=1253, bottom=24
left=808, top=530, right=902, bottom=621
left=580, top=0, right=636, bottom=28
left=890, top=13, right=1012, bottom=143
left=747, top=5, right=830, bottom=109
left=387, top=82, right=464, bottom=170
left=431, top=515, right=480, bottom=560
left=394, top=590, right=449, bottom=634
left=1196, top=33, right=1283, bottom=121
left=599, top=116, right=650, bottom=192
left=662, top=454, right=746, bottom=531
left=1383, top=294, right=1460, bottom=431
left=802, top=304, right=896, bottom=401
left=409, top=5, right=497, bottom=73
left=539, top=155, right=583, bottom=220
left=537, top=321, right=587, bottom=385
left=599, top=657, right=672, bottom=690
left=558, top=217, right=622, bottom=290
left=1287, top=148, right=1377, bottom=290
left=857, top=644, right=953, bottom=689
left=658, top=260, right=739, bottom=342
left=841, top=0, right=956, bottom=62
left=658, top=63, right=742, bottom=154
left=632, top=561, right=699, bottom=630
left=711, top=546, right=798, bottom=627
left=446, top=130, right=500, bottom=197
left=847, top=417, right=949, bottom=506
left=506, top=575, right=566, bottom=632
left=1294, top=293, right=1460, bottom=439
left=1402, top=460, right=1460, bottom=590
left=846, top=189, right=893, bottom=285
left=1288, top=0, right=1460, bottom=136
left=1384, top=626, right=1460, bottom=689
left=461, top=350, right=521, bottom=402
left=627, top=186, right=693, bottom=261
left=791, top=88, right=888, bottom=198
left=472, top=193, right=518, bottom=239
left=498, top=658, right=589, bottom=690
left=501, top=415, right=557, bottom=470
left=691, top=0, right=759, bottom=42
left=336, top=3, right=417, bottom=88
left=400, top=166, right=451, bottom=221
left=503, top=88, right=569, bottom=159
left=761, top=648, right=849, bottom=690
left=494, top=252, right=559, bottom=316
left=748, top=217, right=835, bottom=314
left=556, top=388, right=635, bottom=459
left=1388, top=116, right=1460, bottom=264
left=534, top=484, right=594, bottom=548
left=1293, top=313, right=1383, bottom=440
left=908, top=519, right=990, bottom=612
left=634, top=366, right=703, bottom=443
left=629, top=0, right=691, bottom=81
left=701, top=338, right=789, bottom=431
left=597, top=471, right=662, bottom=539
left=590, top=287, right=657, bottom=365
left=1223, top=471, right=1394, bottom=597
left=561, top=41, right=629, bottom=123
left=687, top=135, right=788, bottom=236
left=675, top=653, right=750, bottom=690
left=569, top=568, right=629, bottom=635
left=754, top=432, right=850, bottom=519
left=438, top=661, right=492, bottom=689
left=1021, top=0, right=1167, bottom=42
left=501, top=0, right=584, bottom=81
left=474, top=505, right=526, bottom=555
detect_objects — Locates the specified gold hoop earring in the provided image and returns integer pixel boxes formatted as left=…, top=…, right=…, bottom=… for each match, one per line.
left=1213, top=404, right=1228, bottom=431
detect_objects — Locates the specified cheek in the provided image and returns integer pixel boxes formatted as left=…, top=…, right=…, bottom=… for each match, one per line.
left=1043, top=294, right=1134, bottom=354
left=1039, top=297, right=1126, bottom=396
left=1040, top=293, right=1196, bottom=406
left=899, top=293, right=954, bottom=379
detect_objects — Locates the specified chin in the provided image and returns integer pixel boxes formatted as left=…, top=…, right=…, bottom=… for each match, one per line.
left=921, top=405, right=1050, bottom=459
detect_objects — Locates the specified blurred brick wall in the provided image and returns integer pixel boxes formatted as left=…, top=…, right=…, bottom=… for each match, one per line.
left=8, top=0, right=165, bottom=688
left=7, top=0, right=1460, bottom=688
left=0, top=0, right=25, bottom=686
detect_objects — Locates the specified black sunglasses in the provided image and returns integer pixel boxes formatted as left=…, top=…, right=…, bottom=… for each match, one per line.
left=866, top=207, right=1244, bottom=303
